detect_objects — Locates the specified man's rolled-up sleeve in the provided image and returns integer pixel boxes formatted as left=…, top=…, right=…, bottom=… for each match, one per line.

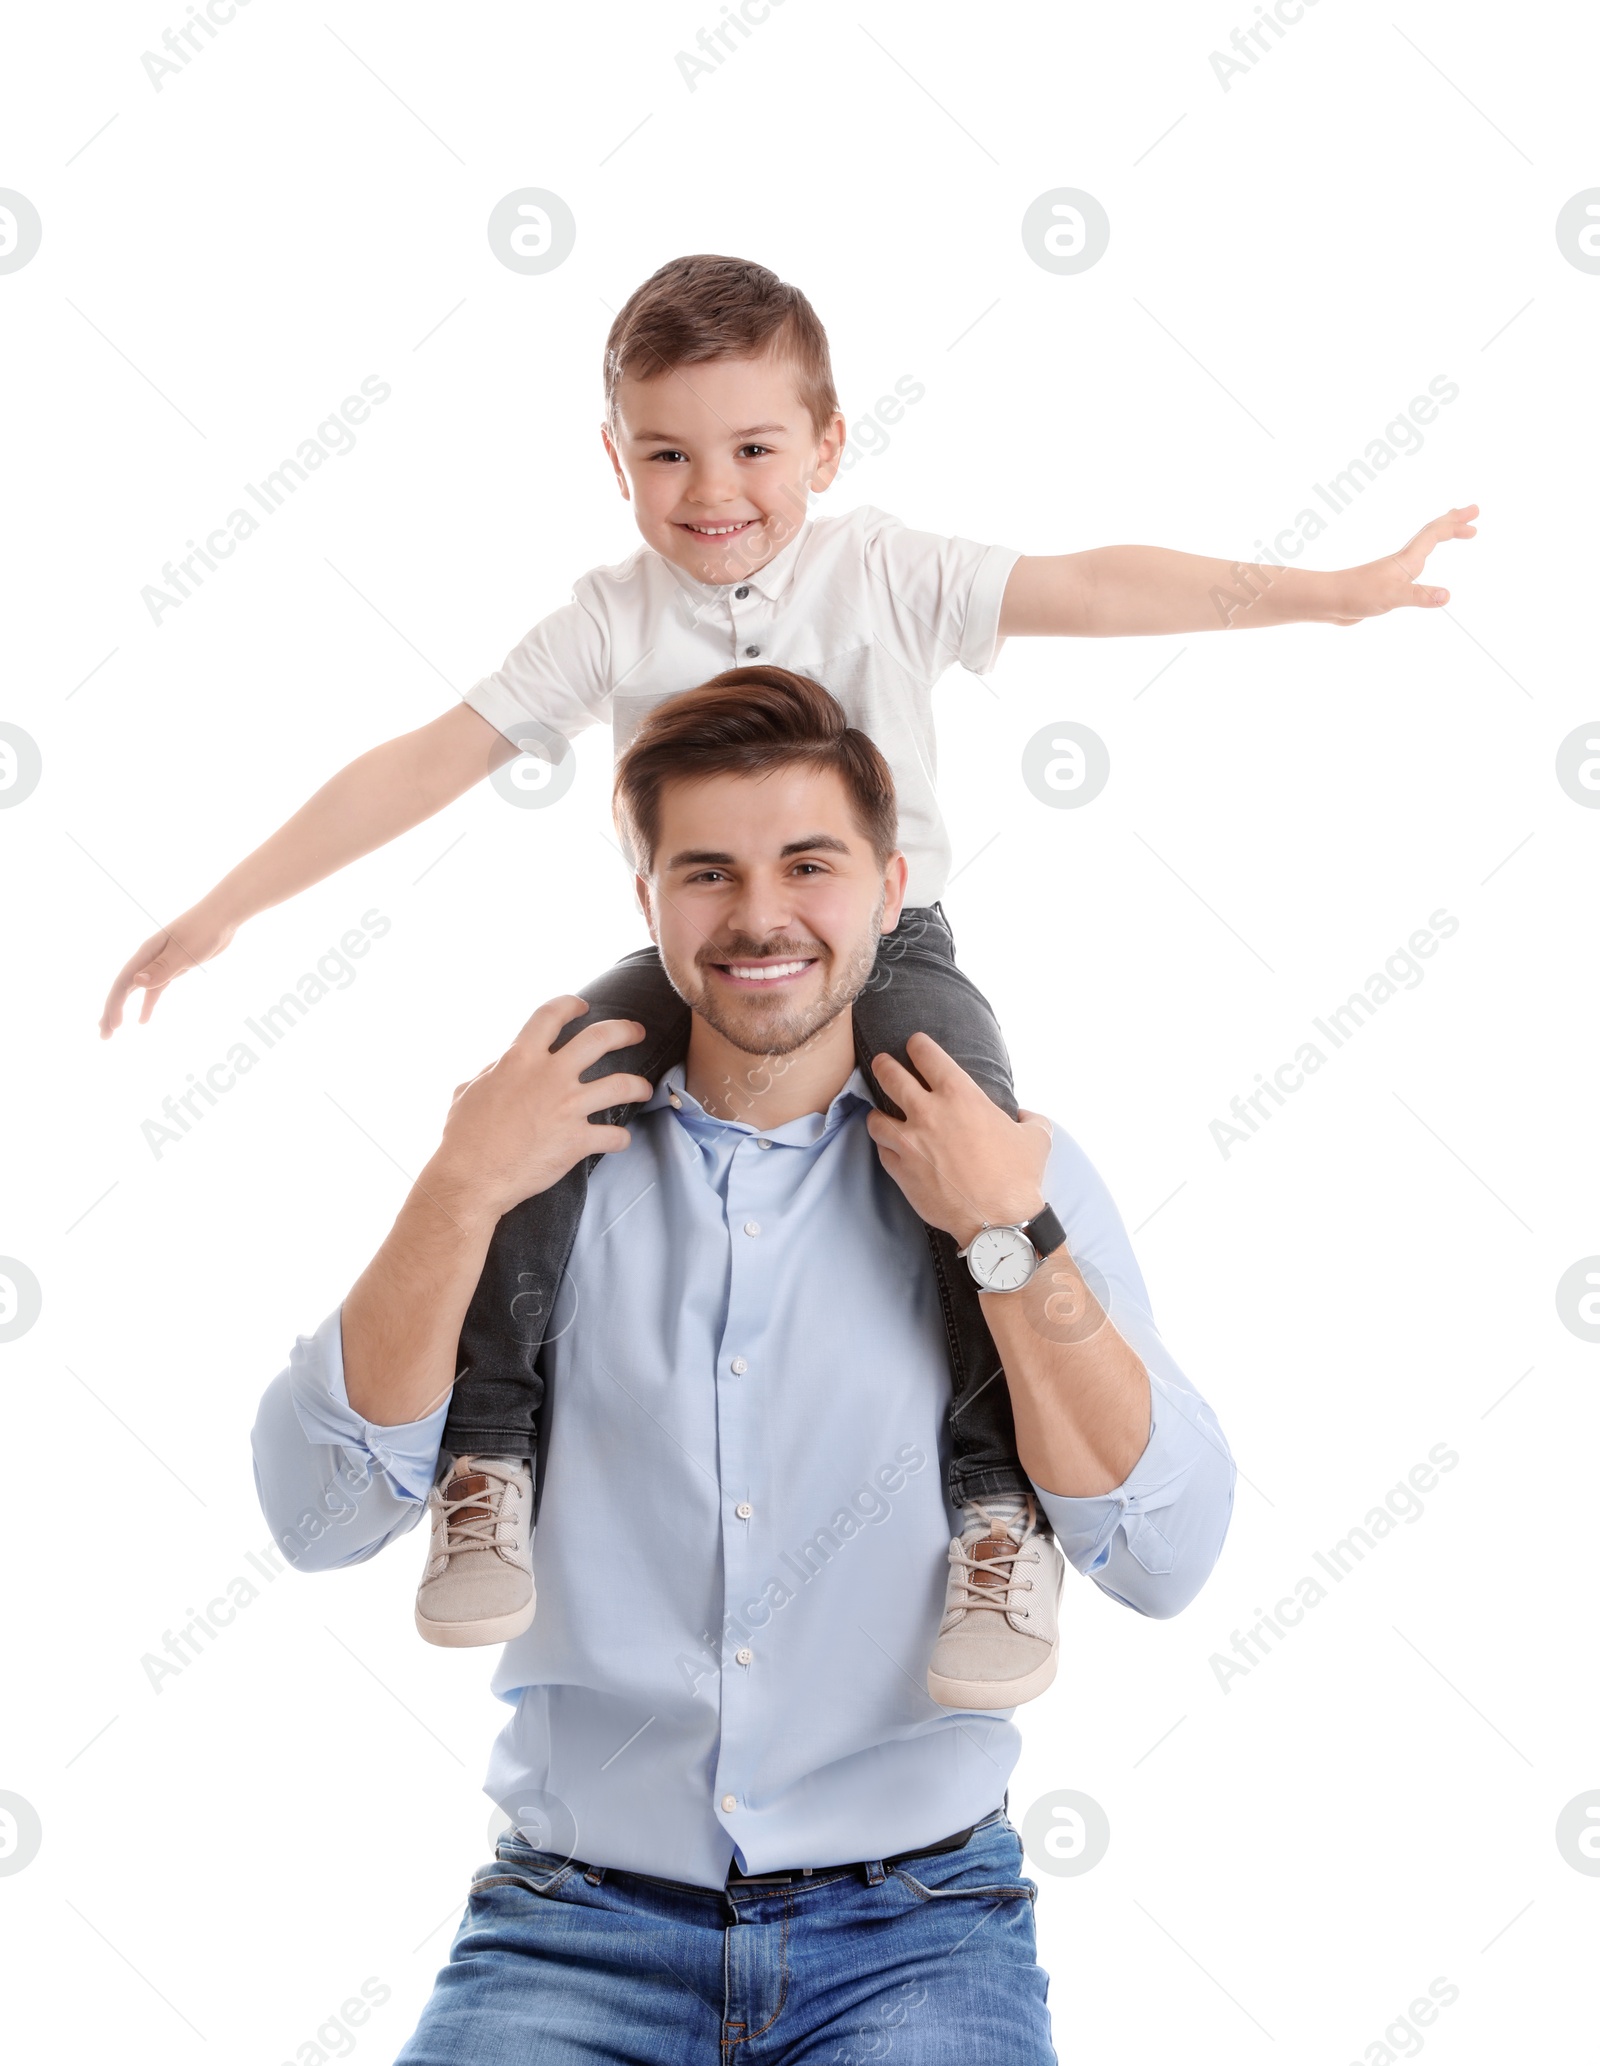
left=250, top=1306, right=449, bottom=1573
left=1028, top=1132, right=1237, bottom=1618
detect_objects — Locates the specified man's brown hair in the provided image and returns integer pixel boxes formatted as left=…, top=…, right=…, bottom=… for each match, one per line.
left=614, top=667, right=898, bottom=873
left=602, top=255, right=840, bottom=443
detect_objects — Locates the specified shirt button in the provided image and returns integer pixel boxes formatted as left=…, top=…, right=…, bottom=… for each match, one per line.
left=734, top=585, right=750, bottom=599
left=743, top=1220, right=761, bottom=1237
left=756, top=1138, right=774, bottom=1151
left=735, top=1647, right=754, bottom=1666
left=729, top=1356, right=748, bottom=1375
left=736, top=1501, right=753, bottom=1520
left=721, top=1794, right=737, bottom=1814
left=743, top=645, right=760, bottom=657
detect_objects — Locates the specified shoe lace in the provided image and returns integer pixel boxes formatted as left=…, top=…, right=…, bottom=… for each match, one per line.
left=438, top=1457, right=521, bottom=1555
left=948, top=1498, right=1039, bottom=1614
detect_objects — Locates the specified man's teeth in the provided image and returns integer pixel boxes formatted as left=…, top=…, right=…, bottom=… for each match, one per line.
left=726, top=960, right=808, bottom=981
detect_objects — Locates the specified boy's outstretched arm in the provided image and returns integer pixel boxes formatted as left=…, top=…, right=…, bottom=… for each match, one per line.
left=998, top=504, right=1478, bottom=638
left=100, top=702, right=518, bottom=1037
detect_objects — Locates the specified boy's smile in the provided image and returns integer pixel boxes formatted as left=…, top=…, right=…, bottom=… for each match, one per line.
left=603, top=355, right=846, bottom=588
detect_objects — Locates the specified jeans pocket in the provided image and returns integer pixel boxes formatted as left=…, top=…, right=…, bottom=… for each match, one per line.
left=469, top=1841, right=578, bottom=1899
left=889, top=1826, right=1036, bottom=1904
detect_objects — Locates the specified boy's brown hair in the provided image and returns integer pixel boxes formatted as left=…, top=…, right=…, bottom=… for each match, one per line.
left=614, top=667, right=898, bottom=872
left=602, top=254, right=840, bottom=443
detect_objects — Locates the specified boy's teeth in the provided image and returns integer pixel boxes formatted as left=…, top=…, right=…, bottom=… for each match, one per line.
left=688, top=521, right=751, bottom=535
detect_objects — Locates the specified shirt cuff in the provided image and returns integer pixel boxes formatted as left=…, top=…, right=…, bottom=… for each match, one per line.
left=1031, top=1370, right=1210, bottom=1584
left=959, top=540, right=1024, bottom=676
left=462, top=672, right=537, bottom=746
left=287, top=1306, right=450, bottom=1504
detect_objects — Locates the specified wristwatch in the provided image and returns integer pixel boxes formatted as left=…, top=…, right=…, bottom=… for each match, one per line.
left=957, top=1205, right=1068, bottom=1293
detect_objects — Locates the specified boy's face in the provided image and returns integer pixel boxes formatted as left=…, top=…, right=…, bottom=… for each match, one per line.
left=603, top=355, right=846, bottom=587
left=637, top=762, right=906, bottom=1060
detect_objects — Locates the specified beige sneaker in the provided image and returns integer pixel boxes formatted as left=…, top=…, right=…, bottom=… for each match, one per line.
left=415, top=1455, right=535, bottom=1648
left=926, top=1494, right=1063, bottom=1710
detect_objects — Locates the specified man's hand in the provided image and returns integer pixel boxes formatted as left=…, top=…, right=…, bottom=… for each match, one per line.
left=100, top=901, right=237, bottom=1037
left=1328, top=504, right=1479, bottom=622
left=865, top=1033, right=1053, bottom=1247
left=426, top=996, right=654, bottom=1226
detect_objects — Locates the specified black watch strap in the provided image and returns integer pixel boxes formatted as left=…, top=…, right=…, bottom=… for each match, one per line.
left=1023, top=1205, right=1067, bottom=1260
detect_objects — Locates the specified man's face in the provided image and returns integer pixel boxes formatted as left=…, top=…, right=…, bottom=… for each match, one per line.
left=602, top=355, right=845, bottom=587
left=639, top=763, right=906, bottom=1059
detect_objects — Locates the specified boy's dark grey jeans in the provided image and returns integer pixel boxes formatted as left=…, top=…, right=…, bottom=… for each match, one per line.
left=443, top=904, right=1037, bottom=1513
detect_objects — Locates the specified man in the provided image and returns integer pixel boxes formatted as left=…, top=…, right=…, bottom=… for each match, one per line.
left=251, top=671, right=1236, bottom=2062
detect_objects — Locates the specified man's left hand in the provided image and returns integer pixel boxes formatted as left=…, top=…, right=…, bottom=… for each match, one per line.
left=866, top=1033, right=1053, bottom=1248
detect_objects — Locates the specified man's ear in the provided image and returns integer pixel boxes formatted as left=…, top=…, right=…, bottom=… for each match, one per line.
left=879, top=851, right=909, bottom=933
left=634, top=872, right=657, bottom=940
left=600, top=421, right=630, bottom=501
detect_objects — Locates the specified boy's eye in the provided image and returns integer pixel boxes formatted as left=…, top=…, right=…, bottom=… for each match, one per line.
left=647, top=448, right=687, bottom=463
left=739, top=443, right=772, bottom=458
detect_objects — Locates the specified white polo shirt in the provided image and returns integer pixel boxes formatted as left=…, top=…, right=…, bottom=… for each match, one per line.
left=465, top=503, right=1022, bottom=907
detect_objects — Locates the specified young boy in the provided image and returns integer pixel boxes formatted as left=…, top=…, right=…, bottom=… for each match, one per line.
left=102, top=253, right=1476, bottom=1708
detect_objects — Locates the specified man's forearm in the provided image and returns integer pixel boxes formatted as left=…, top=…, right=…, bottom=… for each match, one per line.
left=342, top=1157, right=500, bottom=1426
left=983, top=1246, right=1152, bottom=1498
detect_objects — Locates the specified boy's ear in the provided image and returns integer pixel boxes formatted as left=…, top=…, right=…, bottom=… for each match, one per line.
left=808, top=409, right=847, bottom=493
left=600, top=421, right=630, bottom=500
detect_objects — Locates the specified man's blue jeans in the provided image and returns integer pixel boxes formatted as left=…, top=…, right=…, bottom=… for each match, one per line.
left=395, top=1809, right=1056, bottom=2062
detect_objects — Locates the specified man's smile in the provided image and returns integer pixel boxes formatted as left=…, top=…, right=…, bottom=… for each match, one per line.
left=709, top=955, right=818, bottom=990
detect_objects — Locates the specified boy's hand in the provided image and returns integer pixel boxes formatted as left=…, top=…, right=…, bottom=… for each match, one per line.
left=1329, top=504, right=1479, bottom=623
left=99, top=901, right=238, bottom=1037
left=866, top=1033, right=1053, bottom=1248
left=426, top=997, right=655, bottom=1225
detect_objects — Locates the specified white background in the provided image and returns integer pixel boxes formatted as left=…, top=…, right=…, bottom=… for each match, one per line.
left=3, top=0, right=1597, bottom=2058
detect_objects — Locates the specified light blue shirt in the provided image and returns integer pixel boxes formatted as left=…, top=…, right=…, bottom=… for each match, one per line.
left=251, top=1067, right=1235, bottom=1887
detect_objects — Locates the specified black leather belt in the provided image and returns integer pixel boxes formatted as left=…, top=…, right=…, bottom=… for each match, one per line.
left=725, top=1820, right=978, bottom=1887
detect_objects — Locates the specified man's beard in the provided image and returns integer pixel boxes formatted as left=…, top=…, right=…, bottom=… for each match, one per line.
left=667, top=899, right=884, bottom=1060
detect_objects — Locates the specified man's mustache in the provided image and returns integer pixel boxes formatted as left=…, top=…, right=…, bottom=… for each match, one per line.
left=694, top=936, right=827, bottom=970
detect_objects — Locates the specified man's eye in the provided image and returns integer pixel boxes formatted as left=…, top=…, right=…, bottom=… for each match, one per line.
left=791, top=862, right=825, bottom=876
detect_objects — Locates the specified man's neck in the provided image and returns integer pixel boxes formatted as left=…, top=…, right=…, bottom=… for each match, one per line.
left=683, top=1009, right=858, bottom=1129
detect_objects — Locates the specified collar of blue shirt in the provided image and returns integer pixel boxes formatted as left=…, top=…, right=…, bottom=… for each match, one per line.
left=643, top=1059, right=875, bottom=1145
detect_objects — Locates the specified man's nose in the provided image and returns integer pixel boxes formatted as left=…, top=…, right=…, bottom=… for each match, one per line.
left=724, top=877, right=799, bottom=942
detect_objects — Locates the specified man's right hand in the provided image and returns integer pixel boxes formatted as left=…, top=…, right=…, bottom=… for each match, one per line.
left=425, top=997, right=655, bottom=1225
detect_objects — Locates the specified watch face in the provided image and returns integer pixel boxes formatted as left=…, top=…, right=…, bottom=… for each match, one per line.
left=968, top=1225, right=1036, bottom=1291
